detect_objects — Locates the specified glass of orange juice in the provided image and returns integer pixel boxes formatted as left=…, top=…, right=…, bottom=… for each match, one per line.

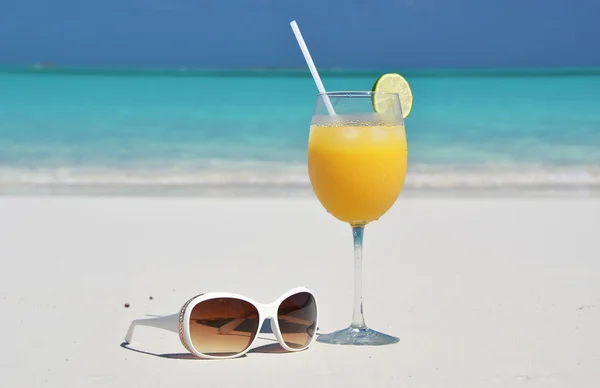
left=309, top=91, right=408, bottom=345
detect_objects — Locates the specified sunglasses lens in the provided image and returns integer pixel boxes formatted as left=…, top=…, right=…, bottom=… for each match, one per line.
left=189, top=298, right=259, bottom=357
left=277, top=292, right=317, bottom=349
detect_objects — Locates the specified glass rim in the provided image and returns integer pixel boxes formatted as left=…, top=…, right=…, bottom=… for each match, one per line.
left=317, top=91, right=398, bottom=98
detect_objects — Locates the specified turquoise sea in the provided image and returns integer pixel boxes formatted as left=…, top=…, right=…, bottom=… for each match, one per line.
left=1, top=67, right=600, bottom=196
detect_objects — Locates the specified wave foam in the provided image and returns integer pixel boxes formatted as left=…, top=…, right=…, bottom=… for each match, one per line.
left=1, top=163, right=600, bottom=195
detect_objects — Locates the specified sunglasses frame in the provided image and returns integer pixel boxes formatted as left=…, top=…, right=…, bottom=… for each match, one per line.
left=124, top=286, right=318, bottom=359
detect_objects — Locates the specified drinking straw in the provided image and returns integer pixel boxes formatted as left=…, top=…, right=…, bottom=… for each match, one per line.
left=290, top=20, right=336, bottom=115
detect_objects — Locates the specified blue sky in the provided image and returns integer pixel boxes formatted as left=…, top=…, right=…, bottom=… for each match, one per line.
left=0, top=0, right=599, bottom=69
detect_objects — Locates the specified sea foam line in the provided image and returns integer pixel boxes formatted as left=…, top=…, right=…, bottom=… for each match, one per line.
left=1, top=163, right=600, bottom=191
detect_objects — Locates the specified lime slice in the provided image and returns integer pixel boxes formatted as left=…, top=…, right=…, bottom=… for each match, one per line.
left=372, top=73, right=413, bottom=118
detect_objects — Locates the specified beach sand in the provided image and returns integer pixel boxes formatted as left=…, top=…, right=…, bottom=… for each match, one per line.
left=0, top=196, right=599, bottom=387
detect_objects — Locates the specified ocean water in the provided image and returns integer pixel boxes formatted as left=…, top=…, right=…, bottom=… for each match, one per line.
left=1, top=67, right=600, bottom=196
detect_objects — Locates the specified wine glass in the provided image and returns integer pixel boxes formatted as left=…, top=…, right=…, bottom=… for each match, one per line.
left=308, top=91, right=407, bottom=345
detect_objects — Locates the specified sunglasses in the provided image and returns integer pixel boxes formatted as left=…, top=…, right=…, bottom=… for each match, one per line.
left=124, top=287, right=318, bottom=359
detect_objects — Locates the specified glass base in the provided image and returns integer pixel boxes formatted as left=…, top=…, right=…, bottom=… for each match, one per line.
left=316, top=325, right=400, bottom=346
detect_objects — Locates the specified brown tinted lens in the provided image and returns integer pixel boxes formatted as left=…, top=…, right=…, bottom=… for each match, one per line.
left=277, top=292, right=317, bottom=349
left=189, top=298, right=259, bottom=356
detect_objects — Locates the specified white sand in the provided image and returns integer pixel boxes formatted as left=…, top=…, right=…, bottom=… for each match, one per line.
left=0, top=196, right=599, bottom=387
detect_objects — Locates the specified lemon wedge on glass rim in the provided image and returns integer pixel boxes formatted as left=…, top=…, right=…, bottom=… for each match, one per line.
left=372, top=73, right=414, bottom=118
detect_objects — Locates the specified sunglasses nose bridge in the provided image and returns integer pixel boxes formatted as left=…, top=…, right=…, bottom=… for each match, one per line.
left=257, top=302, right=279, bottom=321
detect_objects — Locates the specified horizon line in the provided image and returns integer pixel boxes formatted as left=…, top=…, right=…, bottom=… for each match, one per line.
left=2, top=65, right=600, bottom=78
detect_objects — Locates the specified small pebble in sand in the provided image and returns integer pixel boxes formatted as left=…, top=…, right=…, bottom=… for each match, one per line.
left=124, top=303, right=130, bottom=308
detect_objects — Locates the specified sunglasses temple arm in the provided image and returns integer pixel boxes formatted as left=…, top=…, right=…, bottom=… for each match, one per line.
left=217, top=318, right=245, bottom=335
left=124, top=313, right=179, bottom=344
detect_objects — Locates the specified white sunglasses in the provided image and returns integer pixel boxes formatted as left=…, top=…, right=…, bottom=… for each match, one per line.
left=124, top=287, right=318, bottom=359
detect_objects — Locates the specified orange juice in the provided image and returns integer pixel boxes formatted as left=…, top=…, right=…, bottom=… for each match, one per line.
left=308, top=120, right=408, bottom=225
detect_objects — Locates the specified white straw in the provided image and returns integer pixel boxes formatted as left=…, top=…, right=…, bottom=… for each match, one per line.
left=290, top=20, right=336, bottom=115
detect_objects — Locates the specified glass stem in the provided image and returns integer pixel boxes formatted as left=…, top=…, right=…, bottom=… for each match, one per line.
left=351, top=225, right=366, bottom=328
